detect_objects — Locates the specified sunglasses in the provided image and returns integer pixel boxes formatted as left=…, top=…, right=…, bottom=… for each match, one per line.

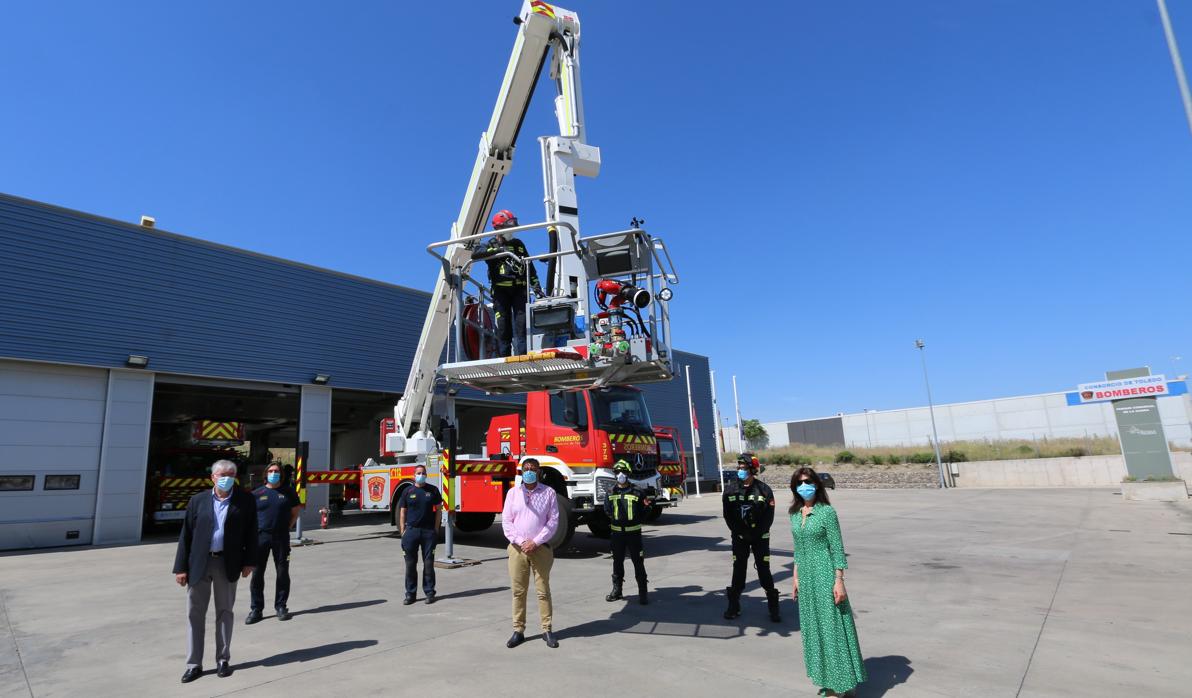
left=797, top=479, right=814, bottom=485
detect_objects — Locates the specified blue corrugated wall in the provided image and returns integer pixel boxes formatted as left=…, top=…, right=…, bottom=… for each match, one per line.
left=1, top=193, right=423, bottom=391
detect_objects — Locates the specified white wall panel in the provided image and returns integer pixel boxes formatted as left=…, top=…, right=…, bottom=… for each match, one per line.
left=93, top=370, right=154, bottom=545
left=298, top=385, right=332, bottom=525
left=0, top=361, right=107, bottom=550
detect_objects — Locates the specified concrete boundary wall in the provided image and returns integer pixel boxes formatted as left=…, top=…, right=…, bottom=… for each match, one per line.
left=954, top=452, right=1192, bottom=488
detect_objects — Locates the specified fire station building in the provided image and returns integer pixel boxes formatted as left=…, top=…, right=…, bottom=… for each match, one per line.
left=0, top=193, right=719, bottom=551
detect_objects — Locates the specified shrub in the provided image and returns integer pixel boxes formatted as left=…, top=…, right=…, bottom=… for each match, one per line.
left=771, top=452, right=792, bottom=465
left=795, top=455, right=812, bottom=466
left=910, top=452, right=935, bottom=464
left=1015, top=444, right=1035, bottom=456
left=886, top=453, right=902, bottom=464
left=1059, top=447, right=1088, bottom=458
left=944, top=449, right=967, bottom=463
left=869, top=454, right=885, bottom=465
left=834, top=450, right=857, bottom=464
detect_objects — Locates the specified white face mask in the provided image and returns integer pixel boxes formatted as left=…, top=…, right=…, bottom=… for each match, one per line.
left=616, top=473, right=628, bottom=484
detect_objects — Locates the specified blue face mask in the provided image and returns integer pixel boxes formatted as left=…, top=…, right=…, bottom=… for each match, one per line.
left=737, top=468, right=749, bottom=480
left=415, top=473, right=427, bottom=485
left=797, top=483, right=817, bottom=500
left=216, top=475, right=235, bottom=492
left=266, top=472, right=281, bottom=485
left=521, top=470, right=538, bottom=485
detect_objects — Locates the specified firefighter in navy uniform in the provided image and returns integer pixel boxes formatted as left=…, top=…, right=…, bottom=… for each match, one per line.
left=246, top=463, right=302, bottom=624
left=604, top=460, right=650, bottom=605
left=722, top=453, right=781, bottom=622
left=473, top=209, right=544, bottom=357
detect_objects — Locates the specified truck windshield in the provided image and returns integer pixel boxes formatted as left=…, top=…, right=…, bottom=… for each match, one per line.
left=658, top=438, right=678, bottom=462
left=591, top=388, right=652, bottom=430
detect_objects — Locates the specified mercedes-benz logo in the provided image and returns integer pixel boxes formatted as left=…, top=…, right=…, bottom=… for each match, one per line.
left=634, top=454, right=644, bottom=468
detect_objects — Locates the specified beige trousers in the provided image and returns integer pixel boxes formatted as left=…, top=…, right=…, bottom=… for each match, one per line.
left=507, top=543, right=553, bottom=632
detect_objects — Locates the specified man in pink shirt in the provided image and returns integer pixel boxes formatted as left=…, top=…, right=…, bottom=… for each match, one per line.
left=501, top=458, right=560, bottom=648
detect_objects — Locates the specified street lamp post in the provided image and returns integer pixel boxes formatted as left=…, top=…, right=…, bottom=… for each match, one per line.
left=1157, top=0, right=1192, bottom=138
left=915, top=339, right=947, bottom=488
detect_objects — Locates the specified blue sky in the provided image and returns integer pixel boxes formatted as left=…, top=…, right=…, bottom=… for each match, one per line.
left=2, top=1, right=1190, bottom=424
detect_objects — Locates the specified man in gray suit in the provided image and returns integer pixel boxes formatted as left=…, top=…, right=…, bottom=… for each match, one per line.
left=173, top=460, right=258, bottom=683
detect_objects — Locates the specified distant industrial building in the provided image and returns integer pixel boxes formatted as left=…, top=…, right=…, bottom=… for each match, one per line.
left=750, top=383, right=1192, bottom=450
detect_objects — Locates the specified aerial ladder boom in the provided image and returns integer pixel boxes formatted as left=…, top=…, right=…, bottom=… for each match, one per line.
left=393, top=3, right=585, bottom=449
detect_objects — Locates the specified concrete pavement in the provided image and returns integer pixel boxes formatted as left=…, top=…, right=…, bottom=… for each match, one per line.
left=1, top=488, right=1190, bottom=697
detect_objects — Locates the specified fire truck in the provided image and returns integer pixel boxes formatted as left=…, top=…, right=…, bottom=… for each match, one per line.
left=145, top=421, right=248, bottom=529
left=355, top=387, right=682, bottom=545
left=308, top=1, right=681, bottom=552
left=652, top=426, right=688, bottom=520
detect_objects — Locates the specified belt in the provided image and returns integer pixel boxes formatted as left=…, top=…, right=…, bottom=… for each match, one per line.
left=210, top=551, right=223, bottom=557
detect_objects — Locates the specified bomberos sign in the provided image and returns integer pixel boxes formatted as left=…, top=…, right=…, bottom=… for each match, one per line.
left=1075, top=374, right=1167, bottom=404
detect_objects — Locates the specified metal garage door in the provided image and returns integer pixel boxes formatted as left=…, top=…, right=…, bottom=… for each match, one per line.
left=0, top=360, right=107, bottom=550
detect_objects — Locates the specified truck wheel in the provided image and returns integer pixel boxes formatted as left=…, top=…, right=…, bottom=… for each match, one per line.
left=645, top=505, right=664, bottom=523
left=390, top=485, right=410, bottom=527
left=586, top=515, right=611, bottom=539
left=548, top=492, right=576, bottom=550
left=454, top=512, right=496, bottom=533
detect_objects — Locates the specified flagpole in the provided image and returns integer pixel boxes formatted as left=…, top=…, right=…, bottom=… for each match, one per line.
left=732, top=375, right=744, bottom=452
left=685, top=365, right=702, bottom=498
left=710, top=368, right=726, bottom=492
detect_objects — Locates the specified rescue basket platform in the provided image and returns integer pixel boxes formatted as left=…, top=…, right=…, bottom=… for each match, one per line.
left=438, top=349, right=673, bottom=394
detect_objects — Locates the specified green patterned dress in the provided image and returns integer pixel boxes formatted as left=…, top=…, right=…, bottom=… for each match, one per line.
left=791, top=504, right=866, bottom=694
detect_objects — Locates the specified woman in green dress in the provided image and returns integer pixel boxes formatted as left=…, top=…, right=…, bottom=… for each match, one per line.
left=790, top=467, right=866, bottom=696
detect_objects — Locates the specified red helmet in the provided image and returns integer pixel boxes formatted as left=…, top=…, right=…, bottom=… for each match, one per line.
left=491, top=209, right=518, bottom=230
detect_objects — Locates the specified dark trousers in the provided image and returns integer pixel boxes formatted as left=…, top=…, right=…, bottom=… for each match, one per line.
left=402, top=527, right=437, bottom=597
left=250, top=535, right=291, bottom=612
left=492, top=285, right=528, bottom=357
left=729, top=534, right=775, bottom=593
left=610, top=530, right=648, bottom=585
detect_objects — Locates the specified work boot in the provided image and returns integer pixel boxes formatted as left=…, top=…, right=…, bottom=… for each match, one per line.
left=723, top=587, right=741, bottom=620
left=766, top=589, right=781, bottom=622
left=638, top=581, right=649, bottom=605
left=605, top=576, right=623, bottom=602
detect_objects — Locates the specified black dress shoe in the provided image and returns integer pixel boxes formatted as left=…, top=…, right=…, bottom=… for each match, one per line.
left=180, top=666, right=202, bottom=683
left=542, top=630, right=559, bottom=648
left=402, top=596, right=415, bottom=606
left=276, top=606, right=292, bottom=621
left=245, top=610, right=262, bottom=625
left=425, top=593, right=437, bottom=605
left=506, top=631, right=525, bottom=648
left=217, top=662, right=233, bottom=678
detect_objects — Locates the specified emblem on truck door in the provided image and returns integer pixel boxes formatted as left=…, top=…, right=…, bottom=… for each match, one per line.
left=367, top=476, right=385, bottom=502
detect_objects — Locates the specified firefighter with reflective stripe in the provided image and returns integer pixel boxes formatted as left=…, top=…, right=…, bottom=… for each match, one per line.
left=722, top=452, right=781, bottom=622
left=473, top=209, right=544, bottom=357
left=603, top=459, right=650, bottom=605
